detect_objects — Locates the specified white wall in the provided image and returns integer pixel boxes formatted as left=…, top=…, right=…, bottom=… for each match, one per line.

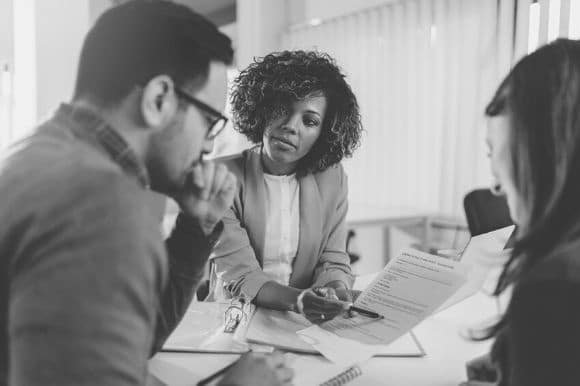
left=305, top=0, right=399, bottom=22
left=8, top=0, right=112, bottom=137
left=35, top=0, right=91, bottom=122
left=236, top=0, right=288, bottom=68
left=0, top=0, right=14, bottom=149
left=0, top=0, right=13, bottom=61
left=289, top=0, right=400, bottom=25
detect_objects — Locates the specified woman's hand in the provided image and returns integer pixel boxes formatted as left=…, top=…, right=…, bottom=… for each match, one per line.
left=314, top=281, right=363, bottom=317
left=296, top=288, right=350, bottom=324
left=321, top=280, right=353, bottom=303
left=459, top=353, right=499, bottom=386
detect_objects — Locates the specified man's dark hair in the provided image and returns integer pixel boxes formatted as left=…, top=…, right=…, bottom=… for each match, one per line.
left=74, top=0, right=233, bottom=106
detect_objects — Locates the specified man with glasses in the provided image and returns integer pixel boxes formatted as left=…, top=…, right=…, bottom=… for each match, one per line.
left=0, top=1, right=292, bottom=386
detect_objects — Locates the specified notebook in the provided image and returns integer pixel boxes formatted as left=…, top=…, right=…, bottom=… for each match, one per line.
left=288, top=354, right=364, bottom=386
left=245, top=308, right=424, bottom=357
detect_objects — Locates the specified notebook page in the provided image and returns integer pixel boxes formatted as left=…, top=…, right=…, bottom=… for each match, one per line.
left=288, top=354, right=363, bottom=386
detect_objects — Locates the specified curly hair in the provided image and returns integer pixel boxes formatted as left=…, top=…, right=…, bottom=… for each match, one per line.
left=230, top=50, right=362, bottom=174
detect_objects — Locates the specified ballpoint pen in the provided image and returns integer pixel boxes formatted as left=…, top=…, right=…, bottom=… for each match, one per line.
left=349, top=305, right=384, bottom=319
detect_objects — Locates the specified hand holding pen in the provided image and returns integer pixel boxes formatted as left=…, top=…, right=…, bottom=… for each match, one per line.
left=312, top=287, right=384, bottom=320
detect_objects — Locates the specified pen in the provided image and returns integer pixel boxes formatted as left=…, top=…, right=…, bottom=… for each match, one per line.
left=349, top=305, right=384, bottom=319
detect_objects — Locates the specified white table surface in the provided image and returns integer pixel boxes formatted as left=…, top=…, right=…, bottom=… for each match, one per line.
left=151, top=273, right=498, bottom=386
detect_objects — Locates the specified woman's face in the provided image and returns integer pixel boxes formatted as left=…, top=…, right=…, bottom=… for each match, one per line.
left=261, top=94, right=327, bottom=174
left=486, top=115, right=525, bottom=225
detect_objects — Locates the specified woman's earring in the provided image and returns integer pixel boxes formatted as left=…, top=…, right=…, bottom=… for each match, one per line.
left=490, top=183, right=503, bottom=196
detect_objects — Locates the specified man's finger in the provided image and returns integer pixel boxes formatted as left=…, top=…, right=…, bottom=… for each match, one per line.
left=189, top=163, right=205, bottom=190
left=201, top=161, right=215, bottom=200
left=215, top=172, right=237, bottom=207
left=209, top=164, right=228, bottom=199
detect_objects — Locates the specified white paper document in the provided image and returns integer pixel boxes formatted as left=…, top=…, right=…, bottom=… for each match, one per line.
left=297, top=325, right=423, bottom=365
left=245, top=307, right=424, bottom=357
left=436, top=225, right=514, bottom=312
left=313, top=249, right=468, bottom=347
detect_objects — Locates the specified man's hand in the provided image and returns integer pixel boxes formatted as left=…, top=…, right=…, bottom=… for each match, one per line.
left=173, top=162, right=237, bottom=235
left=218, top=351, right=293, bottom=386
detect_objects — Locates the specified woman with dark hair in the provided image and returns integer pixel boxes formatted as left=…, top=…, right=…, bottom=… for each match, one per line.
left=207, top=51, right=362, bottom=323
left=462, top=39, right=580, bottom=386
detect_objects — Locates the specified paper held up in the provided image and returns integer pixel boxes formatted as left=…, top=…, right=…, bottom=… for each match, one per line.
left=298, top=248, right=468, bottom=362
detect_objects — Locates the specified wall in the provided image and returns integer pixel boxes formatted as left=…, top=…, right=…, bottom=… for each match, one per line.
left=289, top=0, right=400, bottom=25
left=7, top=0, right=113, bottom=138
left=0, top=0, right=14, bottom=149
left=0, top=0, right=13, bottom=61
left=304, top=0, right=399, bottom=22
left=236, top=0, right=288, bottom=68
left=35, top=0, right=91, bottom=122
left=235, top=0, right=401, bottom=68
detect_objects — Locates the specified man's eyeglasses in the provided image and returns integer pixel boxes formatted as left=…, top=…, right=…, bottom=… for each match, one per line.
left=175, top=87, right=228, bottom=140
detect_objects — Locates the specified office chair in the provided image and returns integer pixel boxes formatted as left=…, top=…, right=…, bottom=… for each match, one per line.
left=347, top=230, right=360, bottom=264
left=463, top=189, right=513, bottom=236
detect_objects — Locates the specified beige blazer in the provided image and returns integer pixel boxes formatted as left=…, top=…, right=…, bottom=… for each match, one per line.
left=208, top=147, right=354, bottom=300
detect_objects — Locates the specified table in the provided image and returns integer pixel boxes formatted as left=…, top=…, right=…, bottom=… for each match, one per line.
left=151, top=279, right=498, bottom=385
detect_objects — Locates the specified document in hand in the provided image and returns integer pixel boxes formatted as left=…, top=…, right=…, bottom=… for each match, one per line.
left=298, top=249, right=467, bottom=362
left=436, top=225, right=514, bottom=313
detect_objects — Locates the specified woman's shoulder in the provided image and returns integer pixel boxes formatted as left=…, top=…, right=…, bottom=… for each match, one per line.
left=310, top=163, right=346, bottom=186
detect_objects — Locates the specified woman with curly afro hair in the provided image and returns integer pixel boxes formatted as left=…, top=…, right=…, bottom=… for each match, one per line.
left=207, top=50, right=363, bottom=324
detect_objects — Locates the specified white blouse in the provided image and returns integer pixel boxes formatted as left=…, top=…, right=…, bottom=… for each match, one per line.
left=262, top=173, right=300, bottom=285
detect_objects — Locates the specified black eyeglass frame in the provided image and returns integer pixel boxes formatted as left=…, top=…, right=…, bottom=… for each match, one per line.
left=174, top=87, right=228, bottom=140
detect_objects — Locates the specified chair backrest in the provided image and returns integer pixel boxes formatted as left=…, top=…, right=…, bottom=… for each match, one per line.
left=463, top=189, right=513, bottom=236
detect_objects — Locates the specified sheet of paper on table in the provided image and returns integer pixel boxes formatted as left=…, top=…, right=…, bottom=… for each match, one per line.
left=298, top=248, right=467, bottom=363
left=245, top=308, right=424, bottom=360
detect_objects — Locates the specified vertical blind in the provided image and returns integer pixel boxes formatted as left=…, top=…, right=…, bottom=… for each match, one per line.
left=281, top=0, right=574, bottom=216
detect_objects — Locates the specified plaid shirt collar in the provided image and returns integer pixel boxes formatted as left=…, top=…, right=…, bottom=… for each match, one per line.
left=56, top=103, right=151, bottom=188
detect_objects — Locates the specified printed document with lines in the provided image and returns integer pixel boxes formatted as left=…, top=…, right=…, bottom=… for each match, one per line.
left=306, top=249, right=468, bottom=349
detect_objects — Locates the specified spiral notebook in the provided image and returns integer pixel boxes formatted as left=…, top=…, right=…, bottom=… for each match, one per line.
left=288, top=354, right=365, bottom=386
